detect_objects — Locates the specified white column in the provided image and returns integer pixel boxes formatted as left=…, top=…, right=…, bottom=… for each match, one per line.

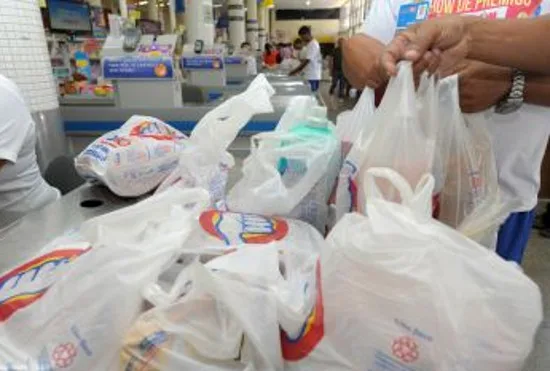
left=0, top=0, right=66, bottom=170
left=184, top=0, right=214, bottom=44
left=228, top=0, right=245, bottom=48
left=147, top=0, right=159, bottom=21
left=119, top=0, right=128, bottom=18
left=168, top=0, right=177, bottom=32
left=246, top=0, right=258, bottom=50
left=269, top=8, right=275, bottom=43
left=257, top=2, right=266, bottom=49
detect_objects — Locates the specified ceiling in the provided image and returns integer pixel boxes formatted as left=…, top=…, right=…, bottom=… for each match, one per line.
left=272, top=0, right=347, bottom=9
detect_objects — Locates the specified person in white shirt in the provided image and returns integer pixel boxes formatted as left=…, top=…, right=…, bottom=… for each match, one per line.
left=0, top=74, right=60, bottom=222
left=235, top=42, right=257, bottom=76
left=342, top=1, right=550, bottom=264
left=289, top=26, right=323, bottom=92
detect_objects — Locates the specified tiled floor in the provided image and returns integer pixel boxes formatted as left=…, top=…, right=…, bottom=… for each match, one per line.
left=522, top=231, right=550, bottom=371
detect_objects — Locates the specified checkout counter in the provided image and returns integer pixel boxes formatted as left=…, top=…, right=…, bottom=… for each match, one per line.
left=59, top=33, right=318, bottom=152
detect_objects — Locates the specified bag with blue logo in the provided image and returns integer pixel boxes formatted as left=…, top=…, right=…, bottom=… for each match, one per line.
left=75, top=115, right=188, bottom=197
left=0, top=187, right=211, bottom=370
left=286, top=168, right=542, bottom=371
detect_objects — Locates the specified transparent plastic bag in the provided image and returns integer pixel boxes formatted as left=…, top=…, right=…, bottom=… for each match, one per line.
left=227, top=128, right=340, bottom=232
left=287, top=168, right=542, bottom=371
left=437, top=76, right=511, bottom=248
left=0, top=188, right=210, bottom=370
left=156, top=74, right=275, bottom=208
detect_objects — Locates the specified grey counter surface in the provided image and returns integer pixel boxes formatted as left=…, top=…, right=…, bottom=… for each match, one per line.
left=0, top=184, right=140, bottom=273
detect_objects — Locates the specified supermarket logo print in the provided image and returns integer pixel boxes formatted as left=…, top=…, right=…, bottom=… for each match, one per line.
left=199, top=210, right=289, bottom=245
left=281, top=261, right=324, bottom=361
left=0, top=248, right=90, bottom=322
left=392, top=336, right=420, bottom=363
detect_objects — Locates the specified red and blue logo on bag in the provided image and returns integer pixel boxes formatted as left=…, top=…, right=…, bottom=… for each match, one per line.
left=199, top=210, right=289, bottom=245
left=0, top=248, right=90, bottom=322
left=281, top=261, right=324, bottom=361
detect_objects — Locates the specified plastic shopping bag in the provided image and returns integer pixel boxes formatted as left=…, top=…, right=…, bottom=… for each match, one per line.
left=0, top=187, right=210, bottom=370
left=122, top=242, right=321, bottom=371
left=436, top=76, right=510, bottom=248
left=335, top=88, right=375, bottom=158
left=75, top=115, right=188, bottom=197
left=286, top=168, right=542, bottom=371
left=334, top=65, right=437, bottom=221
left=227, top=115, right=341, bottom=232
left=156, top=74, right=275, bottom=208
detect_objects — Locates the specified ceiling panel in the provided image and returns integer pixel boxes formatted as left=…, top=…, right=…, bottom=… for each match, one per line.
left=275, top=0, right=347, bottom=9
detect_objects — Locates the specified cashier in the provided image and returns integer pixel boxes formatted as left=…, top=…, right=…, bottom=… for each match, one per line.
left=0, top=74, right=59, bottom=220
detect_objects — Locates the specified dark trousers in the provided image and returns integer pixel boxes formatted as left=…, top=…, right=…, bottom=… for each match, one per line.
left=329, top=71, right=346, bottom=98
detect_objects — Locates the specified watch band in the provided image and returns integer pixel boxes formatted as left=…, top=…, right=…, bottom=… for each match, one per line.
left=495, top=69, right=525, bottom=115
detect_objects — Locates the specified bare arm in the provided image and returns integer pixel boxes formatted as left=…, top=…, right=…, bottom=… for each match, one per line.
left=289, top=59, right=309, bottom=76
left=467, top=17, right=550, bottom=74
left=383, top=15, right=550, bottom=76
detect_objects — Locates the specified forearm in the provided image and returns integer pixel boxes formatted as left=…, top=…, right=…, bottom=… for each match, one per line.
left=467, top=16, right=550, bottom=74
left=525, top=74, right=550, bottom=106
left=290, top=60, right=309, bottom=75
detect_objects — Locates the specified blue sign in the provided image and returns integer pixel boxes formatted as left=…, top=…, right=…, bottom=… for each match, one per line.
left=396, top=2, right=429, bottom=31
left=224, top=56, right=243, bottom=65
left=182, top=56, right=224, bottom=70
left=175, top=0, right=185, bottom=13
left=102, top=57, right=174, bottom=79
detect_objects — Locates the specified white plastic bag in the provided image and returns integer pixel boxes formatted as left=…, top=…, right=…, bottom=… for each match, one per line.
left=286, top=168, right=542, bottom=371
left=75, top=115, right=188, bottom=197
left=0, top=187, right=210, bottom=370
left=335, top=88, right=375, bottom=158
left=227, top=125, right=340, bottom=232
left=334, top=66, right=437, bottom=222
left=122, top=241, right=321, bottom=371
left=437, top=76, right=510, bottom=248
left=156, top=74, right=275, bottom=208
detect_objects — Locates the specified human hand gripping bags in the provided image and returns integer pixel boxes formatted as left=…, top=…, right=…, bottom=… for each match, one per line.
left=227, top=102, right=341, bottom=233
left=156, top=74, right=275, bottom=208
left=75, top=115, right=188, bottom=197
left=284, top=168, right=542, bottom=371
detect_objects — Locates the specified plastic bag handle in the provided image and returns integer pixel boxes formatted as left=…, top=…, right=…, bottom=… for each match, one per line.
left=363, top=167, right=434, bottom=217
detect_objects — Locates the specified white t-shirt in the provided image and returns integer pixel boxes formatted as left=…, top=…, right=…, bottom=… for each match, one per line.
left=0, top=75, right=59, bottom=219
left=304, top=39, right=322, bottom=81
left=364, top=0, right=550, bottom=212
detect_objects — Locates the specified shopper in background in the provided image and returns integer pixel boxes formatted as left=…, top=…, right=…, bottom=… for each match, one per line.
left=329, top=37, right=347, bottom=100
left=236, top=41, right=257, bottom=76
left=289, top=26, right=323, bottom=92
left=0, top=74, right=59, bottom=222
left=263, top=43, right=280, bottom=67
left=280, top=42, right=293, bottom=60
left=342, top=1, right=550, bottom=264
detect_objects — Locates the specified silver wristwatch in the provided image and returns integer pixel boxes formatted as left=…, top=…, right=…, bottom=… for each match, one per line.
left=495, top=69, right=525, bottom=114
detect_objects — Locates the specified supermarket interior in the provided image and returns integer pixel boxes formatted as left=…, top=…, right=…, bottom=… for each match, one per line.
left=0, top=0, right=549, bottom=369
